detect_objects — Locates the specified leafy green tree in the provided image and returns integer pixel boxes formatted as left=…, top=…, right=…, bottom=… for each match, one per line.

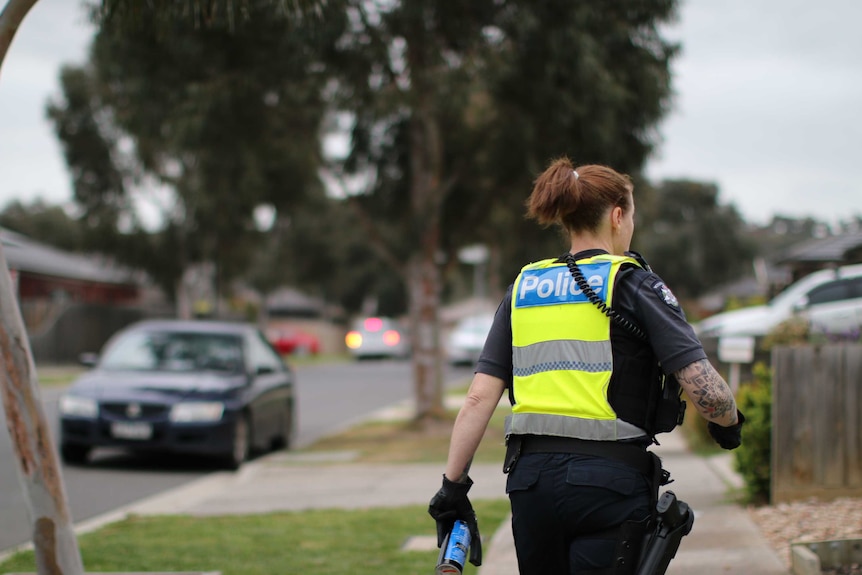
left=250, top=195, right=408, bottom=318
left=45, top=2, right=345, bottom=314
left=635, top=179, right=757, bottom=299
left=45, top=65, right=134, bottom=250
left=327, top=0, right=680, bottom=420
left=43, top=0, right=680, bottom=423
left=748, top=215, right=829, bottom=260
left=0, top=198, right=84, bottom=251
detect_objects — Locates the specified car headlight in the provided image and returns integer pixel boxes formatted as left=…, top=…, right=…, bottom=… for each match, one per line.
left=169, top=402, right=225, bottom=423
left=59, top=395, right=99, bottom=418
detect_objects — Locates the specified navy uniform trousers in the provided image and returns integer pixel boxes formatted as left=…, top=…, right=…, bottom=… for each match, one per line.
left=506, top=452, right=652, bottom=575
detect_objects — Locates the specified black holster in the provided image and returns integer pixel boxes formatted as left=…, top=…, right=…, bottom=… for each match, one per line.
left=503, top=434, right=522, bottom=474
left=635, top=490, right=695, bottom=575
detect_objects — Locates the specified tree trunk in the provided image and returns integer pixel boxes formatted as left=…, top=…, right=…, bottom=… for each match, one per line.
left=176, top=273, right=192, bottom=319
left=0, top=0, right=38, bottom=77
left=0, top=255, right=85, bottom=575
left=406, top=37, right=447, bottom=421
left=1, top=4, right=86, bottom=573
left=407, top=251, right=445, bottom=422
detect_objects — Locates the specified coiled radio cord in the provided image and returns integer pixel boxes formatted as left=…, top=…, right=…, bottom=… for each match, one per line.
left=564, top=254, right=647, bottom=341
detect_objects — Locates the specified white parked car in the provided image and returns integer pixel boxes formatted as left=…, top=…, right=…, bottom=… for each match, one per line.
left=446, top=312, right=496, bottom=366
left=696, top=264, right=862, bottom=338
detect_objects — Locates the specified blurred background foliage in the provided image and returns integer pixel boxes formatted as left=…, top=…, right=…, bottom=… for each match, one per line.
left=0, top=0, right=841, bottom=319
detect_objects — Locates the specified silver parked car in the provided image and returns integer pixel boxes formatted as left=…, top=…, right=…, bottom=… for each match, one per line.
left=446, top=312, right=495, bottom=366
left=696, top=263, right=862, bottom=338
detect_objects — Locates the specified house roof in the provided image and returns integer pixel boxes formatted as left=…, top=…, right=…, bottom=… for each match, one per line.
left=1, top=227, right=137, bottom=285
left=266, top=287, right=326, bottom=317
left=776, top=231, right=862, bottom=264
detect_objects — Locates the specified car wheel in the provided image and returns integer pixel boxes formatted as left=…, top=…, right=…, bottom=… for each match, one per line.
left=60, top=444, right=90, bottom=465
left=223, top=415, right=251, bottom=470
left=272, top=401, right=295, bottom=451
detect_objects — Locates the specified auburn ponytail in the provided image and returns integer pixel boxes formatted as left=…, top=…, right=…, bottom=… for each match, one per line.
left=527, top=157, right=633, bottom=233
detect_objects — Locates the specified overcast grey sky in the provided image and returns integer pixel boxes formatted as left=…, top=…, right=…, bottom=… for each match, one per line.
left=1, top=0, right=861, bottom=228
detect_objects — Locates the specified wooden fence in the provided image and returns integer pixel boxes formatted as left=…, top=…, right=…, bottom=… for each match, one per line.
left=772, top=344, right=862, bottom=503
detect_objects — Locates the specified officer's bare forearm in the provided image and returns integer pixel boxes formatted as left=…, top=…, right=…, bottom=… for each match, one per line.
left=674, top=359, right=738, bottom=427
left=444, top=373, right=506, bottom=482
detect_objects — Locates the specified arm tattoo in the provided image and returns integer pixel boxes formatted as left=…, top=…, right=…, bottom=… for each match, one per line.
left=675, top=359, right=736, bottom=422
left=456, top=458, right=474, bottom=483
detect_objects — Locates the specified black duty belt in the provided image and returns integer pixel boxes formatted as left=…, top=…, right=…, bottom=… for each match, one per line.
left=518, top=435, right=655, bottom=477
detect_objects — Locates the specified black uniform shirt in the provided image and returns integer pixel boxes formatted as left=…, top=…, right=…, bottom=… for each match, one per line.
left=476, top=249, right=707, bottom=388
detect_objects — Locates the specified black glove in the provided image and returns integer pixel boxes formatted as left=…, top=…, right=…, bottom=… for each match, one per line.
left=708, top=410, right=746, bottom=450
left=428, top=475, right=483, bottom=566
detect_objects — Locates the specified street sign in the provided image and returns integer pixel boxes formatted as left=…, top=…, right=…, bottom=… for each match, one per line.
left=717, top=336, right=756, bottom=364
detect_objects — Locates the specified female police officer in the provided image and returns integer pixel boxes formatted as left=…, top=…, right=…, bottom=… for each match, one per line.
left=429, top=158, right=744, bottom=574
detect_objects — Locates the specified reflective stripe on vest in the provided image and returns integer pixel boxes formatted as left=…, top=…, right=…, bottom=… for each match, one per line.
left=509, top=254, right=647, bottom=441
left=512, top=339, right=611, bottom=377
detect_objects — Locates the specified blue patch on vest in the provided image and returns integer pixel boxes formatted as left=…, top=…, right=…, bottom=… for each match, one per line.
left=515, top=262, right=611, bottom=308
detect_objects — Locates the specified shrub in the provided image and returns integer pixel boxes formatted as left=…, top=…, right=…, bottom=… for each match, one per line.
left=734, top=362, right=772, bottom=504
left=760, top=317, right=810, bottom=349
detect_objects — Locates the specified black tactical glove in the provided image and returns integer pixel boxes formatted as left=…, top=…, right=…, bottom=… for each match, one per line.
left=428, top=475, right=483, bottom=566
left=708, top=410, right=746, bottom=450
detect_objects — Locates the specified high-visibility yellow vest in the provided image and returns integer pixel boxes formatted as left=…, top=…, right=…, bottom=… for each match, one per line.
left=508, top=253, right=647, bottom=441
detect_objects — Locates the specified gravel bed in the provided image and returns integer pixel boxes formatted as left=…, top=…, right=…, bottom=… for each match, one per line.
left=747, top=496, right=862, bottom=572
left=822, top=566, right=862, bottom=575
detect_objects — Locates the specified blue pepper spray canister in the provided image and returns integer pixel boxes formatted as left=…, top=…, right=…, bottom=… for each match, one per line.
left=435, top=519, right=471, bottom=575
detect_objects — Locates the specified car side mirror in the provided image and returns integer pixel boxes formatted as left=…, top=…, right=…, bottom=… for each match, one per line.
left=792, top=296, right=809, bottom=312
left=79, top=352, right=99, bottom=367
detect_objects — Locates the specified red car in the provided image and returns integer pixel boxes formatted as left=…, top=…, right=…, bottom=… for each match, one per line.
left=267, top=327, right=320, bottom=356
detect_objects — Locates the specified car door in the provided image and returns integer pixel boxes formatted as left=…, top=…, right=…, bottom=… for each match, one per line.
left=802, top=278, right=860, bottom=336
left=245, top=330, right=293, bottom=448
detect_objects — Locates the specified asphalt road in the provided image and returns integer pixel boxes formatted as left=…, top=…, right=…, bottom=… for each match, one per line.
left=0, top=359, right=474, bottom=553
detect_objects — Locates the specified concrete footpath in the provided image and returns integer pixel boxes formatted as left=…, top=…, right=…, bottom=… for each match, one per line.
left=2, top=405, right=790, bottom=575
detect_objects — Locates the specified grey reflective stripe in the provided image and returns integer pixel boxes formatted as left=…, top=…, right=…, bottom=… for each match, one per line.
left=505, top=412, right=647, bottom=441
left=512, top=339, right=611, bottom=377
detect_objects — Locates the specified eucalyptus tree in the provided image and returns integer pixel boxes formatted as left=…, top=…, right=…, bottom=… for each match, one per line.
left=635, top=179, right=757, bottom=299
left=1, top=1, right=87, bottom=572
left=46, top=64, right=135, bottom=250
left=0, top=198, right=85, bottom=251
left=53, top=0, right=346, bottom=314
left=326, top=0, right=680, bottom=421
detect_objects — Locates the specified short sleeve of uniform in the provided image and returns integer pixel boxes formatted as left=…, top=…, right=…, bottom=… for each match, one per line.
left=620, top=269, right=707, bottom=375
left=475, top=286, right=514, bottom=386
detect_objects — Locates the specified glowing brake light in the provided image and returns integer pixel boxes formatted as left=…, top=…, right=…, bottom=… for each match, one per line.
left=382, top=330, right=401, bottom=346
left=345, top=331, right=363, bottom=349
left=364, top=317, right=383, bottom=332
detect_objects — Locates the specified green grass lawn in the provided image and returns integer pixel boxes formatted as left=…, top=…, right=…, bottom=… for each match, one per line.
left=35, top=364, right=87, bottom=387
left=301, top=403, right=510, bottom=464
left=0, top=500, right=510, bottom=575
left=0, top=398, right=512, bottom=575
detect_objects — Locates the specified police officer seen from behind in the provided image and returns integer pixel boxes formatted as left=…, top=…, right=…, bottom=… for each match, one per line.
left=428, top=158, right=745, bottom=575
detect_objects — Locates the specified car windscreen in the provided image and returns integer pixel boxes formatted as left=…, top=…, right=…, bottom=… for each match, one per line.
left=99, top=331, right=244, bottom=373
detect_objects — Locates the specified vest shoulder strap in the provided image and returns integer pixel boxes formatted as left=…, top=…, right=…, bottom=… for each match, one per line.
left=564, top=253, right=647, bottom=340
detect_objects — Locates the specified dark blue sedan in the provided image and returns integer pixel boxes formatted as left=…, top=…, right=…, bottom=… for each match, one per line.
left=58, top=319, right=296, bottom=469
